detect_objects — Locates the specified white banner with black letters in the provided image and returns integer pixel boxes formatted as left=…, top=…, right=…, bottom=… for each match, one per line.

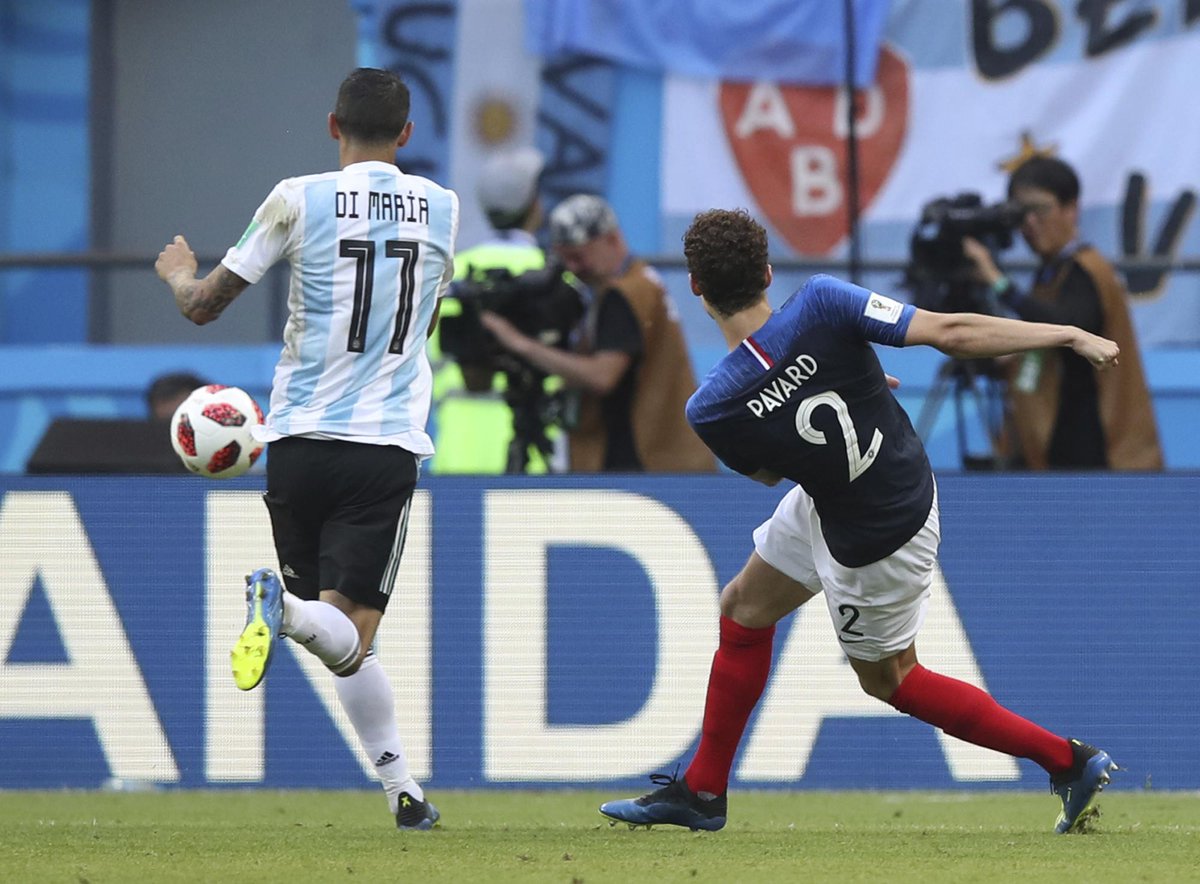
left=661, top=1, right=1200, bottom=345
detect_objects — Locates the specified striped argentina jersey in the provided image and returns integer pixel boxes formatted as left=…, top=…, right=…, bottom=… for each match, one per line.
left=222, top=160, right=459, bottom=455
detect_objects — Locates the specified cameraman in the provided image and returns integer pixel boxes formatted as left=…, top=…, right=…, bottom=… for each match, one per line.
left=427, top=146, right=554, bottom=474
left=480, top=194, right=715, bottom=473
left=963, top=156, right=1161, bottom=470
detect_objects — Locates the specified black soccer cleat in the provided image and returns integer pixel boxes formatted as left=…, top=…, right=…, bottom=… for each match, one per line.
left=1051, top=738, right=1118, bottom=834
left=599, top=771, right=727, bottom=831
left=395, top=791, right=440, bottom=831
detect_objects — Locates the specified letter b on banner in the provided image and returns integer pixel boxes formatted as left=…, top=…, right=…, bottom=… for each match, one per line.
left=791, top=146, right=842, bottom=215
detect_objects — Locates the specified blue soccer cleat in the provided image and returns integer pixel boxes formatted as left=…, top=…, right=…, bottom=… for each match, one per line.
left=600, top=771, right=727, bottom=831
left=230, top=568, right=284, bottom=691
left=395, top=791, right=440, bottom=831
left=1051, top=738, right=1118, bottom=834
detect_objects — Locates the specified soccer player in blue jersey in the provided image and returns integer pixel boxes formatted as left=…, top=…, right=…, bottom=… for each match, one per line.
left=155, top=68, right=457, bottom=831
left=599, top=208, right=1118, bottom=835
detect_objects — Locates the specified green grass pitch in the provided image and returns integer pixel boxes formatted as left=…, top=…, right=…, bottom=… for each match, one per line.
left=1, top=789, right=1197, bottom=882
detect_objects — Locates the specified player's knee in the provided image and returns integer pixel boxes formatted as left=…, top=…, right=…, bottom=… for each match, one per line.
left=856, top=671, right=899, bottom=702
left=718, top=572, right=796, bottom=628
left=328, top=642, right=367, bottom=677
left=717, top=575, right=751, bottom=620
left=850, top=661, right=905, bottom=701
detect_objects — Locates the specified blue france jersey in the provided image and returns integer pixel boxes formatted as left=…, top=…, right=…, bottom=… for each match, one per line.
left=686, top=275, right=934, bottom=567
left=222, top=160, right=459, bottom=455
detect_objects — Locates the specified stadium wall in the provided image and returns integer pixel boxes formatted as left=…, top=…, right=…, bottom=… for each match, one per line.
left=1, top=474, right=1195, bottom=792
left=3, top=344, right=1198, bottom=474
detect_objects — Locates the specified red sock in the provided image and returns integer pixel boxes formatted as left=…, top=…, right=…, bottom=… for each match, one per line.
left=889, top=664, right=1073, bottom=774
left=684, top=616, right=775, bottom=796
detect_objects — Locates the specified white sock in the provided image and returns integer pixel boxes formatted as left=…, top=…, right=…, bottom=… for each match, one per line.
left=333, top=651, right=422, bottom=812
left=281, top=593, right=360, bottom=673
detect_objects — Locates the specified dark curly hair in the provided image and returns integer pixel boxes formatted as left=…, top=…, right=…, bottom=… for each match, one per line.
left=683, top=209, right=769, bottom=317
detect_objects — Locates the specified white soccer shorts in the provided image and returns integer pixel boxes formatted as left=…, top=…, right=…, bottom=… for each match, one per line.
left=752, top=483, right=940, bottom=662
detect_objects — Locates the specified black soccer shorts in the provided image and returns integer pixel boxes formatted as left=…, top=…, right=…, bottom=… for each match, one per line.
left=262, top=435, right=418, bottom=613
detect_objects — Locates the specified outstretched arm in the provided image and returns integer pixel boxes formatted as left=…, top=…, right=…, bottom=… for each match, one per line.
left=479, top=310, right=632, bottom=395
left=903, top=308, right=1119, bottom=369
left=156, top=235, right=251, bottom=325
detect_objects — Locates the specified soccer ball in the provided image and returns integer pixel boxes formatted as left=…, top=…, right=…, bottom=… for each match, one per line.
left=169, top=384, right=265, bottom=478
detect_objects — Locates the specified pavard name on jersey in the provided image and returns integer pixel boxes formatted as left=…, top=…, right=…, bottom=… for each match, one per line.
left=686, top=275, right=935, bottom=568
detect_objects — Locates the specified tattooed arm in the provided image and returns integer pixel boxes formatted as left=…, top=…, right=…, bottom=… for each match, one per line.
left=156, top=235, right=251, bottom=325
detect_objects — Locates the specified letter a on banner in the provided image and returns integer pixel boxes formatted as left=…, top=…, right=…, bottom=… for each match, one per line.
left=0, top=492, right=179, bottom=782
left=738, top=564, right=1018, bottom=783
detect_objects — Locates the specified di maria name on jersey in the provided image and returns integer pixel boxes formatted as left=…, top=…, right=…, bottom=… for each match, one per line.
left=222, top=161, right=459, bottom=455
left=686, top=276, right=935, bottom=567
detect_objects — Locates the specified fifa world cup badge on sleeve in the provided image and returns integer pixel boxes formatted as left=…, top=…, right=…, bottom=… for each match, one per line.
left=865, top=294, right=903, bottom=324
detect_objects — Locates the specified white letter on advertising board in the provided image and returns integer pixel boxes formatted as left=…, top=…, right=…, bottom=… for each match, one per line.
left=738, top=564, right=1019, bottom=782
left=483, top=490, right=719, bottom=780
left=0, top=492, right=179, bottom=783
left=204, top=491, right=432, bottom=783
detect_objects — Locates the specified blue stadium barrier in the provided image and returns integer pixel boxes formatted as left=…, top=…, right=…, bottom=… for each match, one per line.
left=1, top=473, right=1196, bottom=791
left=0, top=346, right=276, bottom=472
left=2, top=344, right=1199, bottom=473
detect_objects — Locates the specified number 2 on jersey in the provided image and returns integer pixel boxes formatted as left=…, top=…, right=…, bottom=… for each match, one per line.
left=795, top=391, right=883, bottom=482
left=340, top=238, right=420, bottom=354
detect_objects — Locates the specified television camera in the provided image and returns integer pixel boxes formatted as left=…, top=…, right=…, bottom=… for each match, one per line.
left=438, top=264, right=584, bottom=474
left=905, top=192, right=1026, bottom=470
left=906, top=192, right=1025, bottom=311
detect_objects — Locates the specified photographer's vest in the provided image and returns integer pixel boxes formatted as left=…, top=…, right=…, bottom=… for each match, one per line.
left=428, top=235, right=551, bottom=474
left=569, top=260, right=716, bottom=473
left=1009, top=246, right=1162, bottom=470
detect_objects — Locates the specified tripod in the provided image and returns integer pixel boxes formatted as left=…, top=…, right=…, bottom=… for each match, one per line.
left=502, top=365, right=566, bottom=475
left=915, top=358, right=1014, bottom=470
left=504, top=394, right=556, bottom=474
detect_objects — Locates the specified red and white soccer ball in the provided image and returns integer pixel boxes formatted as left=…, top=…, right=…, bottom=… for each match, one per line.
left=169, top=384, right=265, bottom=479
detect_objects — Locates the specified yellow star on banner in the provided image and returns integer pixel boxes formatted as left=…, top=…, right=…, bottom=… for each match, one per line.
left=998, top=131, right=1058, bottom=174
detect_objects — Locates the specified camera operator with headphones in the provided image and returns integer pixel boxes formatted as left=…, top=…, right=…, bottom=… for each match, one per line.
left=962, top=156, right=1162, bottom=470
left=480, top=194, right=715, bottom=473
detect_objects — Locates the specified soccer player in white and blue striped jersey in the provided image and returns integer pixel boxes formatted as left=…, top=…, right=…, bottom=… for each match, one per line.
left=156, top=68, right=457, bottom=831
